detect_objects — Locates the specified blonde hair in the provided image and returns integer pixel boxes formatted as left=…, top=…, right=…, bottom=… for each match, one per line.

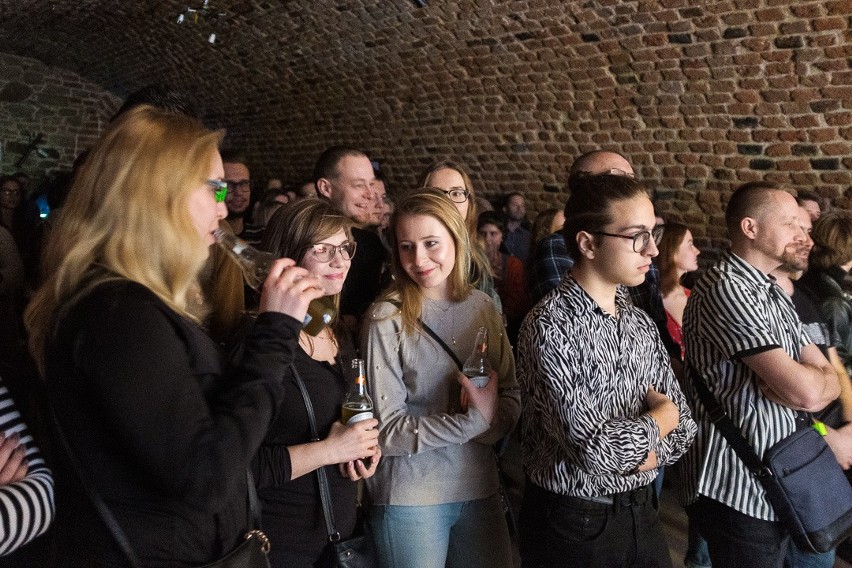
left=26, top=105, right=223, bottom=373
left=382, top=189, right=473, bottom=336
left=419, top=159, right=492, bottom=287
left=261, top=198, right=354, bottom=325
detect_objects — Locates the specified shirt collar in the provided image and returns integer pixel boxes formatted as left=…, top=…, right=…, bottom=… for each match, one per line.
left=726, top=251, right=777, bottom=291
left=557, top=273, right=630, bottom=319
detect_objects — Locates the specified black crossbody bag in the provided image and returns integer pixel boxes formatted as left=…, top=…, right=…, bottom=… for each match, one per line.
left=689, top=364, right=852, bottom=553
left=289, top=364, right=377, bottom=568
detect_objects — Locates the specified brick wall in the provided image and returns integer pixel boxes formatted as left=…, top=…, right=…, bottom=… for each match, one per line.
left=0, top=52, right=119, bottom=189
left=1, top=1, right=850, bottom=255
left=223, top=1, right=851, bottom=251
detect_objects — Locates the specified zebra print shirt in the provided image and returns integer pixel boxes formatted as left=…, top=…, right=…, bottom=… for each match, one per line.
left=0, top=376, right=54, bottom=556
left=679, top=252, right=808, bottom=521
left=517, top=274, right=696, bottom=497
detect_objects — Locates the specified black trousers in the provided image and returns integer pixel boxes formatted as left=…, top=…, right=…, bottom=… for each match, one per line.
left=687, top=496, right=788, bottom=568
left=519, top=481, right=673, bottom=568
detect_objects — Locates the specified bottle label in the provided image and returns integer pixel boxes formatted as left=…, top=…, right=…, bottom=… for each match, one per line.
left=466, top=374, right=490, bottom=388
left=346, top=411, right=374, bottom=425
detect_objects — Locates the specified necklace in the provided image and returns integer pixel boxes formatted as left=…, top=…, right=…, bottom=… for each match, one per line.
left=425, top=298, right=457, bottom=345
left=300, top=329, right=338, bottom=357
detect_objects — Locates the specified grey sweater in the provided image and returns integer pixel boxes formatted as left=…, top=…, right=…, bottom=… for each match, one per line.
left=362, top=290, right=520, bottom=506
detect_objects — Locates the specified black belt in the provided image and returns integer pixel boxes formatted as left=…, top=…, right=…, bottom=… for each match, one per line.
left=573, top=484, right=653, bottom=507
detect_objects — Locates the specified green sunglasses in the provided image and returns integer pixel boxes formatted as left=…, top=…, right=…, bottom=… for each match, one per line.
left=207, top=180, right=229, bottom=203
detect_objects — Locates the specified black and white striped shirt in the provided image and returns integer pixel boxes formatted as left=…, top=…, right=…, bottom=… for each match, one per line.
left=0, top=377, right=54, bottom=556
left=679, top=252, right=808, bottom=521
left=517, top=274, right=696, bottom=497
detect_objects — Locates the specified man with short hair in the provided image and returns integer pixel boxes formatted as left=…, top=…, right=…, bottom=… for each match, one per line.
left=221, top=151, right=263, bottom=245
left=518, top=174, right=695, bottom=567
left=313, top=146, right=387, bottom=327
left=502, top=192, right=530, bottom=262
left=680, top=181, right=841, bottom=567
left=772, top=205, right=852, bottom=568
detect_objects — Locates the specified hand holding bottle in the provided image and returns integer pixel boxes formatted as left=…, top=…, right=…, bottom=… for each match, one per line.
left=322, top=419, right=380, bottom=465
left=257, top=258, right=324, bottom=323
left=214, top=229, right=331, bottom=332
left=458, top=370, right=498, bottom=425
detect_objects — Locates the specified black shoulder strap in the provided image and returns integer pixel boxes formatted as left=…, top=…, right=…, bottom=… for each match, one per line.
left=49, top=405, right=143, bottom=568
left=687, top=363, right=772, bottom=477
left=420, top=320, right=464, bottom=371
left=290, top=364, right=341, bottom=543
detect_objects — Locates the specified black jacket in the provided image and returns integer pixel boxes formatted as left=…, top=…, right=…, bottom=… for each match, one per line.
left=796, top=266, right=852, bottom=375
left=47, top=279, right=299, bottom=567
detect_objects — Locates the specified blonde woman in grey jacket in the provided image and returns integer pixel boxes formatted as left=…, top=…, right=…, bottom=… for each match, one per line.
left=363, top=190, right=519, bottom=568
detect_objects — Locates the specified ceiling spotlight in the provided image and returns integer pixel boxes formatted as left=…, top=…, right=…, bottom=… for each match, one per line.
left=412, top=0, right=427, bottom=6
left=176, top=0, right=225, bottom=44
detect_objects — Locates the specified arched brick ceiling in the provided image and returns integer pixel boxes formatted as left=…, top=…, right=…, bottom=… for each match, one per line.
left=1, top=0, right=850, bottom=241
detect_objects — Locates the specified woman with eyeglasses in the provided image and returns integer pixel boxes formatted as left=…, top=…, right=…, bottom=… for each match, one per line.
left=24, top=105, right=324, bottom=566
left=420, top=160, right=503, bottom=313
left=253, top=198, right=381, bottom=568
left=363, top=190, right=519, bottom=568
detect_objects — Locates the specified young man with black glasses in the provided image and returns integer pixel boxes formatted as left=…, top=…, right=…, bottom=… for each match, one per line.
left=517, top=174, right=696, bottom=568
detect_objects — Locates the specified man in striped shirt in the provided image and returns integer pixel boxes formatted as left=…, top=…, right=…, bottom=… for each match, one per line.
left=518, top=174, right=696, bottom=567
left=680, top=181, right=840, bottom=568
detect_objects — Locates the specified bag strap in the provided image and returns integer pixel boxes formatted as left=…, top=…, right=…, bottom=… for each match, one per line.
left=49, top=404, right=143, bottom=568
left=49, top=276, right=263, bottom=566
left=290, top=364, right=341, bottom=543
left=687, top=363, right=773, bottom=479
left=420, top=320, right=464, bottom=370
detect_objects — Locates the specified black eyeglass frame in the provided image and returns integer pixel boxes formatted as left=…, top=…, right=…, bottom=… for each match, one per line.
left=438, top=187, right=470, bottom=204
left=590, top=225, right=664, bottom=253
left=306, top=241, right=357, bottom=263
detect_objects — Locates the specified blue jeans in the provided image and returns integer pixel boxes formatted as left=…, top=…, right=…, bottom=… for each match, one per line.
left=784, top=541, right=835, bottom=568
left=369, top=493, right=512, bottom=568
left=685, top=518, right=712, bottom=568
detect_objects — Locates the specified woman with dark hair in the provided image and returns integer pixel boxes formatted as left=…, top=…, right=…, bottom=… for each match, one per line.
left=363, top=190, right=519, bottom=568
left=478, top=211, right=530, bottom=345
left=657, top=223, right=701, bottom=359
left=25, top=105, right=324, bottom=566
left=797, top=210, right=852, bottom=375
left=253, top=199, right=381, bottom=568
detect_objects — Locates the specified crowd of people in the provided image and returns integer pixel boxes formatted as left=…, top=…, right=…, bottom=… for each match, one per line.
left=0, top=85, right=850, bottom=568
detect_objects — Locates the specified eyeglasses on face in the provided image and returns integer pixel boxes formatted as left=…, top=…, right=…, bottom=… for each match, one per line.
left=224, top=179, right=251, bottom=192
left=309, top=241, right=357, bottom=263
left=207, top=180, right=228, bottom=203
left=439, top=187, right=470, bottom=203
left=590, top=225, right=664, bottom=253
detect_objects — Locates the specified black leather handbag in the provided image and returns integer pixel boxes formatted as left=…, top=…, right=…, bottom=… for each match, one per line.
left=290, top=364, right=378, bottom=568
